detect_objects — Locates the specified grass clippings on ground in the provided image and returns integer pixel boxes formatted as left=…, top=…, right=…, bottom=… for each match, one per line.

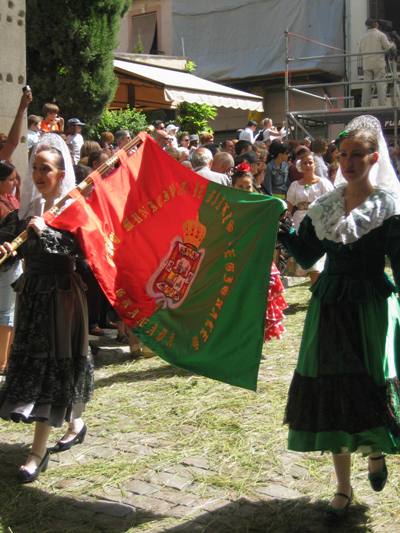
left=0, top=279, right=399, bottom=532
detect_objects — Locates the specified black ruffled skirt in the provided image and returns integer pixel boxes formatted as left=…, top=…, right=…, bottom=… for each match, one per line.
left=0, top=271, right=93, bottom=427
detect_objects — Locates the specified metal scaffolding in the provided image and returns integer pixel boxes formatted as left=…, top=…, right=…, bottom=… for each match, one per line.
left=284, top=30, right=399, bottom=145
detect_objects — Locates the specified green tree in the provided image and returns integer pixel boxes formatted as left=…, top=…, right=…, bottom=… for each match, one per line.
left=87, top=107, right=148, bottom=141
left=26, top=0, right=131, bottom=123
left=176, top=102, right=217, bottom=134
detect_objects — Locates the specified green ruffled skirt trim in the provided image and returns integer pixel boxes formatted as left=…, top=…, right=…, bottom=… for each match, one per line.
left=297, top=290, right=400, bottom=381
left=286, top=283, right=400, bottom=453
left=288, top=427, right=400, bottom=455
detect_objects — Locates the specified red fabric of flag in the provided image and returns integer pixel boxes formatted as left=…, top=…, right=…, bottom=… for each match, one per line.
left=45, top=133, right=209, bottom=326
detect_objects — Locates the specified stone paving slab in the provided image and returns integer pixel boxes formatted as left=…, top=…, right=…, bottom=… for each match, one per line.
left=130, top=443, right=156, bottom=456
left=84, top=445, right=120, bottom=459
left=254, top=483, right=302, bottom=499
left=125, top=479, right=161, bottom=496
left=288, top=463, right=309, bottom=480
left=181, top=456, right=210, bottom=470
left=98, top=485, right=127, bottom=501
left=147, top=471, right=193, bottom=491
left=54, top=477, right=91, bottom=490
left=122, top=493, right=173, bottom=515
left=150, top=488, right=205, bottom=508
left=163, top=464, right=197, bottom=478
left=79, top=499, right=136, bottom=518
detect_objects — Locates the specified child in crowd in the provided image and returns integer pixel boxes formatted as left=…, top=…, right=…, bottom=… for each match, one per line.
left=231, top=165, right=253, bottom=191
left=26, top=115, right=42, bottom=152
left=232, top=163, right=287, bottom=341
left=39, top=103, right=64, bottom=133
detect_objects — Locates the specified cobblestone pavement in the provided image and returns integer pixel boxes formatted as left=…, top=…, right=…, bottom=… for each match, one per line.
left=1, top=282, right=399, bottom=533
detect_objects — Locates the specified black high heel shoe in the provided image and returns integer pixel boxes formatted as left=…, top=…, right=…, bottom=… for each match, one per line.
left=49, top=424, right=87, bottom=454
left=368, top=455, right=388, bottom=492
left=18, top=450, right=50, bottom=483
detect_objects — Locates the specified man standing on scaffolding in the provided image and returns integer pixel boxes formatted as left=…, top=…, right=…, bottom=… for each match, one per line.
left=360, top=18, right=396, bottom=107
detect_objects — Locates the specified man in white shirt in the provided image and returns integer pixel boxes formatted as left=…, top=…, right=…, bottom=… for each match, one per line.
left=191, top=147, right=231, bottom=186
left=359, top=19, right=396, bottom=107
left=238, top=120, right=257, bottom=144
left=211, top=152, right=234, bottom=175
left=66, top=118, right=85, bottom=164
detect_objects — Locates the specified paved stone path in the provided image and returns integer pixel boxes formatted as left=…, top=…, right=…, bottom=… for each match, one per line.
left=1, top=283, right=398, bottom=532
left=13, top=335, right=371, bottom=532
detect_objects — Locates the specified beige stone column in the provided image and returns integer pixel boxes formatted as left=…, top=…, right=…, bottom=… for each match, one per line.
left=0, top=0, right=27, bottom=176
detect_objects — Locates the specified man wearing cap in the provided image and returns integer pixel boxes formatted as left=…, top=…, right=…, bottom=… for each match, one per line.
left=66, top=118, right=85, bottom=164
left=188, top=134, right=199, bottom=154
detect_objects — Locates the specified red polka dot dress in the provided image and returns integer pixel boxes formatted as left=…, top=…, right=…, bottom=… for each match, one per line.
left=264, top=262, right=288, bottom=341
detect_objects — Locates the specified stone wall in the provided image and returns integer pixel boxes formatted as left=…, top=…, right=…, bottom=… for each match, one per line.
left=0, top=0, right=27, bottom=175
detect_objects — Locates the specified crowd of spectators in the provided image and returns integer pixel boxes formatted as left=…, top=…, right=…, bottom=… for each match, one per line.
left=2, top=93, right=400, bottom=347
left=145, top=117, right=347, bottom=200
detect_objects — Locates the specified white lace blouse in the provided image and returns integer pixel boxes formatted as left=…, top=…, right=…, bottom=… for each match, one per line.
left=307, top=185, right=400, bottom=245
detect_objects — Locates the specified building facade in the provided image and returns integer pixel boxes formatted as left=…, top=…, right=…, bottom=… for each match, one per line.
left=118, top=0, right=399, bottom=137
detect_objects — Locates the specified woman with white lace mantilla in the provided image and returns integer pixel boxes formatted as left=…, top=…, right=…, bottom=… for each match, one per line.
left=279, top=115, right=400, bottom=519
left=0, top=134, right=93, bottom=483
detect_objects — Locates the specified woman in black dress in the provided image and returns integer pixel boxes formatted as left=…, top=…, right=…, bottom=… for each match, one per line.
left=0, top=135, right=93, bottom=482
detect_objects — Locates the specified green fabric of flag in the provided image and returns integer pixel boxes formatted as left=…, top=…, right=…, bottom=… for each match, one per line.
left=47, top=134, right=285, bottom=391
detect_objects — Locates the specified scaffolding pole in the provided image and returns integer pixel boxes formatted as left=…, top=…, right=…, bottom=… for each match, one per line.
left=287, top=113, right=315, bottom=140
left=284, top=31, right=399, bottom=143
left=284, top=30, right=290, bottom=122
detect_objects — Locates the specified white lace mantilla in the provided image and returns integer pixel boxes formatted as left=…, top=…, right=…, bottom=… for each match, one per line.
left=308, top=185, right=400, bottom=244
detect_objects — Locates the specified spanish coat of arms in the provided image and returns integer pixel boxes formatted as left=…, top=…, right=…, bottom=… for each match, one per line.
left=147, top=218, right=207, bottom=309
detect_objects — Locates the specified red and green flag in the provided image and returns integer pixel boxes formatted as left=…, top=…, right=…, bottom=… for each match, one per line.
left=46, top=133, right=285, bottom=390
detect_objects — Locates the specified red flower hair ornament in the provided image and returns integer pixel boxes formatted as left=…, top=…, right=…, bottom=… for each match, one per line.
left=235, top=161, right=251, bottom=173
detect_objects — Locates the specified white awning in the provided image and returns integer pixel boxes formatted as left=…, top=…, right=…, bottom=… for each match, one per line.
left=114, top=59, right=263, bottom=111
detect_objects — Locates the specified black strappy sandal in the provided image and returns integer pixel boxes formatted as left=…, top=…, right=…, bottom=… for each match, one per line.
left=326, top=488, right=353, bottom=520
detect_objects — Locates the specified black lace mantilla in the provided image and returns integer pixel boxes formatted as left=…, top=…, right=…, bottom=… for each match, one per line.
left=285, top=371, right=400, bottom=436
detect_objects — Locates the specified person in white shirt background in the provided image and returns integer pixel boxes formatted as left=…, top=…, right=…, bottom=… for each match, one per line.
left=312, top=138, right=329, bottom=180
left=66, top=118, right=85, bottom=165
left=165, top=124, right=179, bottom=148
left=26, top=115, right=42, bottom=153
left=359, top=18, right=396, bottom=107
left=191, top=147, right=231, bottom=186
left=26, top=115, right=42, bottom=151
left=258, top=117, right=282, bottom=143
left=238, top=120, right=257, bottom=143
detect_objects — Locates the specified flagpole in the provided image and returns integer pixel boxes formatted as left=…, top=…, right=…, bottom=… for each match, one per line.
left=0, top=134, right=144, bottom=266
